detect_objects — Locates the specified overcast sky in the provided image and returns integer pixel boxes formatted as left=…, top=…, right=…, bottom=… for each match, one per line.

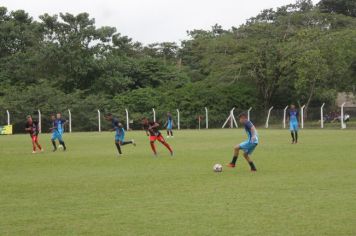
left=1, top=0, right=317, bottom=44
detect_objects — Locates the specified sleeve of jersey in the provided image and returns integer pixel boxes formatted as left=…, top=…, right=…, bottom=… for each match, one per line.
left=246, top=121, right=253, bottom=129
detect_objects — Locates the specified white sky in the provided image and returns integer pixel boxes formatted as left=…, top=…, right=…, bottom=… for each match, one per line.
left=1, top=0, right=318, bottom=44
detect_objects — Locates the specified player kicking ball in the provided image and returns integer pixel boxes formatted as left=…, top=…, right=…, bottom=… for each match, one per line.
left=142, top=117, right=173, bottom=157
left=50, top=113, right=67, bottom=152
left=25, top=115, right=43, bottom=154
left=227, top=113, right=258, bottom=172
left=104, top=113, right=135, bottom=157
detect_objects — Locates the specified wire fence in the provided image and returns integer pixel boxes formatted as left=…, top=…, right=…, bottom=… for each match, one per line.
left=1, top=106, right=355, bottom=134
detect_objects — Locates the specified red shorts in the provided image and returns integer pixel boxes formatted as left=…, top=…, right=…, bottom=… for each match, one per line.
left=149, top=134, right=165, bottom=142
left=31, top=135, right=38, bottom=142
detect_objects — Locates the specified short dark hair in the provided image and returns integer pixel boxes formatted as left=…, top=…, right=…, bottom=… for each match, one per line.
left=105, top=113, right=112, bottom=117
left=239, top=113, right=248, bottom=118
left=26, top=115, right=32, bottom=119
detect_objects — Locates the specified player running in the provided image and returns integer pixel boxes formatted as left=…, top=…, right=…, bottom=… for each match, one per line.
left=50, top=113, right=67, bottom=152
left=104, top=113, right=135, bottom=157
left=227, top=113, right=258, bottom=172
left=142, top=117, right=173, bottom=157
left=25, top=115, right=43, bottom=154
left=164, top=112, right=174, bottom=138
left=287, top=104, right=299, bottom=144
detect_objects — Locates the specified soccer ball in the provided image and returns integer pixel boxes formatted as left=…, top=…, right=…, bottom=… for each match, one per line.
left=213, top=164, right=223, bottom=172
left=58, top=144, right=63, bottom=150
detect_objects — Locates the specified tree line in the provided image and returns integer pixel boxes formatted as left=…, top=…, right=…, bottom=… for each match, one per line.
left=0, top=0, right=355, bottom=131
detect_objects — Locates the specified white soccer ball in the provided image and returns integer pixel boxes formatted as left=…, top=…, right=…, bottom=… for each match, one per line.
left=213, top=164, right=223, bottom=172
left=58, top=144, right=63, bottom=150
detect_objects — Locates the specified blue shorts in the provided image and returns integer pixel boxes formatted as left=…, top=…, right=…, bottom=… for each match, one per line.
left=52, top=131, right=63, bottom=142
left=115, top=134, right=125, bottom=142
left=239, top=141, right=257, bottom=155
left=290, top=121, right=299, bottom=131
left=167, top=125, right=173, bottom=130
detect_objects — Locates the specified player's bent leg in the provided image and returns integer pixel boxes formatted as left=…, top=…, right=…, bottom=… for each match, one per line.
left=115, top=141, right=122, bottom=155
left=35, top=141, right=42, bottom=151
left=228, top=145, right=240, bottom=168
left=31, top=141, right=37, bottom=153
left=158, top=139, right=173, bottom=155
left=57, top=135, right=66, bottom=151
left=243, top=152, right=257, bottom=172
left=120, top=140, right=133, bottom=146
left=59, top=140, right=66, bottom=151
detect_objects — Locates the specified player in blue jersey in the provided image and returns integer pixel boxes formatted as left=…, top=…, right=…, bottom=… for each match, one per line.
left=104, top=113, right=135, bottom=156
left=227, top=113, right=258, bottom=172
left=164, top=112, right=174, bottom=138
left=287, top=104, right=299, bottom=144
left=50, top=113, right=67, bottom=152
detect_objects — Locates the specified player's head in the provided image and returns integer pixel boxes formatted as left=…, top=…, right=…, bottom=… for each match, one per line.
left=290, top=104, right=295, bottom=109
left=50, top=114, right=55, bottom=121
left=167, top=112, right=171, bottom=116
left=239, top=113, right=248, bottom=124
left=26, top=115, right=33, bottom=123
left=56, top=112, right=61, bottom=119
left=104, top=113, right=113, bottom=121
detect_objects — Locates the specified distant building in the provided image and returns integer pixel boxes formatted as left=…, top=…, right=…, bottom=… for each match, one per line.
left=336, top=92, right=356, bottom=108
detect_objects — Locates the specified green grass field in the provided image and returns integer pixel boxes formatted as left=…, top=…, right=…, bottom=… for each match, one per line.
left=0, top=129, right=355, bottom=236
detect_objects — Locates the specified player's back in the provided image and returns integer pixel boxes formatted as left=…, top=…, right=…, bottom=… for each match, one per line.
left=244, top=121, right=258, bottom=144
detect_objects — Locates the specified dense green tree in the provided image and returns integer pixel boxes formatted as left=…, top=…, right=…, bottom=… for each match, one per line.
left=1, top=0, right=356, bottom=131
left=318, top=0, right=356, bottom=17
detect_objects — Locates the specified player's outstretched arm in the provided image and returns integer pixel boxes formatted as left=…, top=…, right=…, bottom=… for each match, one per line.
left=151, top=122, right=159, bottom=129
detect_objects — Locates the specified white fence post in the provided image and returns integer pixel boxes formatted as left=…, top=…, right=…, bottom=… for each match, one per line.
left=300, top=105, right=306, bottom=129
left=176, top=109, right=180, bottom=130
left=283, top=105, right=288, bottom=129
left=222, top=108, right=238, bottom=128
left=98, top=110, right=101, bottom=132
left=341, top=102, right=346, bottom=129
left=38, top=110, right=42, bottom=133
left=6, top=110, right=10, bottom=125
left=205, top=107, right=208, bottom=129
left=125, top=109, right=129, bottom=131
left=231, top=108, right=238, bottom=128
left=247, top=107, right=252, bottom=121
left=320, top=103, right=325, bottom=129
left=152, top=108, right=156, bottom=122
left=230, top=108, right=234, bottom=128
left=265, top=106, right=274, bottom=128
left=68, top=109, right=72, bottom=133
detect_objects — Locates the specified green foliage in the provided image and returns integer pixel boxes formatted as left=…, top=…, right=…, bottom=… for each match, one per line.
left=1, top=1, right=356, bottom=131
left=318, top=0, right=356, bottom=17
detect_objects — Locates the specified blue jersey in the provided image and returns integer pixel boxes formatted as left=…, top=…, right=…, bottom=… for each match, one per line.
left=53, top=119, right=66, bottom=133
left=244, top=121, right=258, bottom=144
left=288, top=109, right=299, bottom=123
left=167, top=116, right=173, bottom=129
left=112, top=118, right=124, bottom=136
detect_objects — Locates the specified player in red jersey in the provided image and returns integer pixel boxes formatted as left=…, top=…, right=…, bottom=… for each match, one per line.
left=25, top=115, right=43, bottom=154
left=142, top=117, right=173, bottom=157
